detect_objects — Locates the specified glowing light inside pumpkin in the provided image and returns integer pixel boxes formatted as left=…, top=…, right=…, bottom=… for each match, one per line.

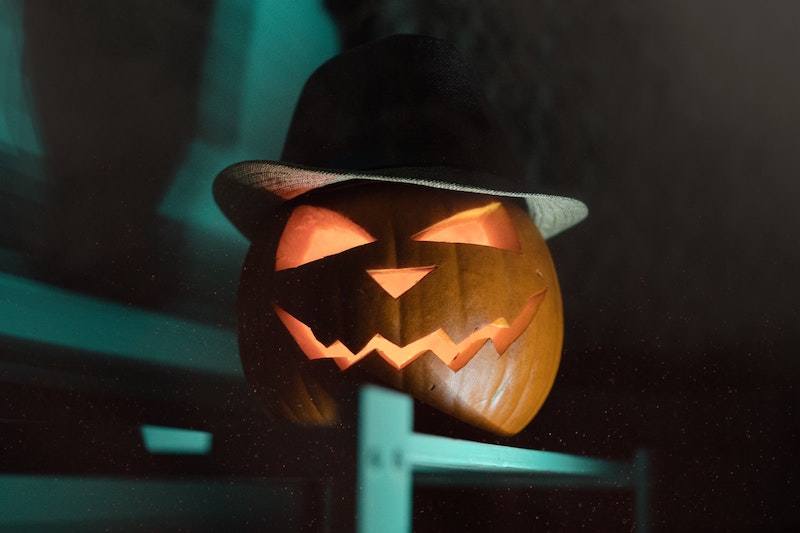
left=274, top=289, right=547, bottom=371
left=366, top=266, right=437, bottom=298
left=412, top=202, right=521, bottom=252
left=275, top=205, right=376, bottom=271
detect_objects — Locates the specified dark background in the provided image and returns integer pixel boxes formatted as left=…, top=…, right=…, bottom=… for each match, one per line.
left=1, top=0, right=797, bottom=531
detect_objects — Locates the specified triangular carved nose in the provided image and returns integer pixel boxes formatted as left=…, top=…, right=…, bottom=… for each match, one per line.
left=366, top=266, right=437, bottom=299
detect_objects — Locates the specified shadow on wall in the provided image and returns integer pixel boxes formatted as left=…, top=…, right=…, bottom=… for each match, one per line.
left=20, top=0, right=214, bottom=305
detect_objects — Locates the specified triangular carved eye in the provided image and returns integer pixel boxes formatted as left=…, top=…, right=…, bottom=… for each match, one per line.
left=276, top=205, right=376, bottom=271
left=411, top=202, right=521, bottom=252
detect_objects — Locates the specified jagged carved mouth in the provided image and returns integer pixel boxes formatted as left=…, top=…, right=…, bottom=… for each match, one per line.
left=273, top=288, right=547, bottom=372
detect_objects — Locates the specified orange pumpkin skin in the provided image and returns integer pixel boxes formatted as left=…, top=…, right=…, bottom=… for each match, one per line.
left=238, top=181, right=563, bottom=436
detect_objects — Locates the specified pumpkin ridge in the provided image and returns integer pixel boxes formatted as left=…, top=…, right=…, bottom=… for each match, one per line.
left=450, top=236, right=468, bottom=350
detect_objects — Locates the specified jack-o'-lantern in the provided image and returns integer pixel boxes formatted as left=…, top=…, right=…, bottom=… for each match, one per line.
left=213, top=35, right=587, bottom=435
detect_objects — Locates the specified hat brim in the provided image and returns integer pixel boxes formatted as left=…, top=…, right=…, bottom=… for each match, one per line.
left=213, top=161, right=588, bottom=241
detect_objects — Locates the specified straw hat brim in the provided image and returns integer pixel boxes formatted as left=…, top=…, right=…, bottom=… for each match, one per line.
left=213, top=161, right=588, bottom=242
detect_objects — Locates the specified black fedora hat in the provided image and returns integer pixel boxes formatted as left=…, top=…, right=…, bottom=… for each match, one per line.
left=214, top=34, right=587, bottom=240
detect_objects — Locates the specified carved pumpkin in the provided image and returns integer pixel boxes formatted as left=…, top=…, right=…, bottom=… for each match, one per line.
left=215, top=35, right=587, bottom=436
left=238, top=180, right=564, bottom=436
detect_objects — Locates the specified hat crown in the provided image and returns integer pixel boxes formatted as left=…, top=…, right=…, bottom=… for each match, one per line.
left=281, top=35, right=521, bottom=184
left=213, top=35, right=588, bottom=242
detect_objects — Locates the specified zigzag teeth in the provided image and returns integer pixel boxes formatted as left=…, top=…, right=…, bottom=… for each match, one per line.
left=273, top=289, right=545, bottom=372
